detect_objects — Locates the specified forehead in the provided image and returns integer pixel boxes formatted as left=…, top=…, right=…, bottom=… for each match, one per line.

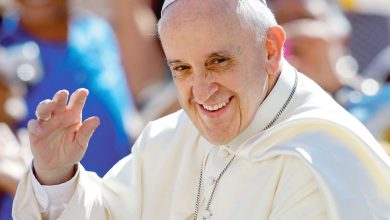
left=159, top=0, right=258, bottom=57
left=160, top=0, right=239, bottom=32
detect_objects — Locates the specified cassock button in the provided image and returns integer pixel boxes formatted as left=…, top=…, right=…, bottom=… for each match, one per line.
left=207, top=176, right=216, bottom=186
left=217, top=147, right=230, bottom=158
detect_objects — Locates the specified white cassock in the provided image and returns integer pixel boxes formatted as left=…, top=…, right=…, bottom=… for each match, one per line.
left=13, top=61, right=390, bottom=220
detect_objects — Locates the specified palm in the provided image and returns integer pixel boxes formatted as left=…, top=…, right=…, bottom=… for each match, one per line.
left=28, top=89, right=100, bottom=184
left=31, top=112, right=83, bottom=170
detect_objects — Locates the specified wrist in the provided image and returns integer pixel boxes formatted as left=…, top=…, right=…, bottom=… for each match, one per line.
left=32, top=162, right=77, bottom=185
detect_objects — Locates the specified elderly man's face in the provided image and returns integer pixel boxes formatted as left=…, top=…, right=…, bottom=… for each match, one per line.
left=159, top=1, right=271, bottom=144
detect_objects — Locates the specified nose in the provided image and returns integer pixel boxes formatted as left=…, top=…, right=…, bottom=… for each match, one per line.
left=192, top=71, right=218, bottom=103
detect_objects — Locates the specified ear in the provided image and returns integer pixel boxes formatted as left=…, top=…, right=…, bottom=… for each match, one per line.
left=265, top=25, right=286, bottom=76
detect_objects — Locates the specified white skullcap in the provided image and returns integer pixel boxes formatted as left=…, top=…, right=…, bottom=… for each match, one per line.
left=161, top=0, right=267, bottom=16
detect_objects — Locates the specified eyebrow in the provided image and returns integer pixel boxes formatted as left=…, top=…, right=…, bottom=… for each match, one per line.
left=167, top=59, right=184, bottom=67
left=209, top=48, right=242, bottom=57
left=208, top=51, right=231, bottom=57
left=166, top=49, right=241, bottom=66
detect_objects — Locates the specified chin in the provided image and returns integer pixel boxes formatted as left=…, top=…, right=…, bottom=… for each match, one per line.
left=203, top=132, right=234, bottom=145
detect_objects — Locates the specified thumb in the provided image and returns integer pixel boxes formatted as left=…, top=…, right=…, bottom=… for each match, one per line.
left=76, top=116, right=100, bottom=149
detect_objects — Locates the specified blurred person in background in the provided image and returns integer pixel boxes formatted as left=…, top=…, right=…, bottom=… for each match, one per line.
left=363, top=45, right=390, bottom=83
left=68, top=0, right=180, bottom=123
left=337, top=0, right=390, bottom=78
left=0, top=0, right=136, bottom=180
left=0, top=46, right=31, bottom=220
left=111, top=0, right=180, bottom=122
left=0, top=83, right=29, bottom=220
left=336, top=0, right=390, bottom=150
left=268, top=0, right=390, bottom=153
left=269, top=0, right=370, bottom=107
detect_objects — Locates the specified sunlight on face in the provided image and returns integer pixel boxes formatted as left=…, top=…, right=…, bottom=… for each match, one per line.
left=159, top=0, right=271, bottom=145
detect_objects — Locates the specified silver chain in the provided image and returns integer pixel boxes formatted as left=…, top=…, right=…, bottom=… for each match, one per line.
left=193, top=155, right=236, bottom=220
left=193, top=71, right=298, bottom=220
left=262, top=71, right=298, bottom=131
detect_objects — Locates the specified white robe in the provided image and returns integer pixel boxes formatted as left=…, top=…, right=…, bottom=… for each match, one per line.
left=13, top=62, right=390, bottom=220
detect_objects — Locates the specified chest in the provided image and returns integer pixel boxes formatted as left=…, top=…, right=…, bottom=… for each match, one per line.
left=142, top=146, right=287, bottom=220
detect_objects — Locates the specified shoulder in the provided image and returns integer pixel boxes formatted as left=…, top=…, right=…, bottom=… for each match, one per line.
left=263, top=125, right=390, bottom=218
left=147, top=109, right=195, bottom=137
left=265, top=120, right=383, bottom=169
left=132, top=109, right=199, bottom=152
left=267, top=155, right=329, bottom=219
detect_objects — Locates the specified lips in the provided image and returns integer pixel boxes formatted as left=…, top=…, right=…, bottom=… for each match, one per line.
left=201, top=98, right=230, bottom=111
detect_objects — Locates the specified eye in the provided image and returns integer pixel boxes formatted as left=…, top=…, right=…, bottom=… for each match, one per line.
left=171, top=65, right=192, bottom=79
left=206, top=57, right=232, bottom=71
left=211, top=58, right=228, bottom=64
left=174, top=65, right=191, bottom=71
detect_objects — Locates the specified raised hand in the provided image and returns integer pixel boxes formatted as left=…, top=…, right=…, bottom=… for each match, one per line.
left=28, top=89, right=100, bottom=185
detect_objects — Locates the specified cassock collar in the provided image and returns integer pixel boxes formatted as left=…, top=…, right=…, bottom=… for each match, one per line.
left=225, top=61, right=298, bottom=153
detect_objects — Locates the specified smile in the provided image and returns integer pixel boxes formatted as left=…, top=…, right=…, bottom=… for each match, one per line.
left=202, top=99, right=230, bottom=111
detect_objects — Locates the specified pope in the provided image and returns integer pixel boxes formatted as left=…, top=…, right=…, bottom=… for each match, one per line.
left=12, top=0, right=390, bottom=219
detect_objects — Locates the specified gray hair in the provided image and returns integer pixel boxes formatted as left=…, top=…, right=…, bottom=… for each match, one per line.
left=236, top=0, right=277, bottom=43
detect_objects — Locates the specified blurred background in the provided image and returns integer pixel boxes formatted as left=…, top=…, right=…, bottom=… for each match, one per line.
left=0, top=0, right=389, bottom=219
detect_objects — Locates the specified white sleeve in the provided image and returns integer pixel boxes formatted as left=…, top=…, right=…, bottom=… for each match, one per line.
left=31, top=165, right=79, bottom=220
left=13, top=125, right=149, bottom=220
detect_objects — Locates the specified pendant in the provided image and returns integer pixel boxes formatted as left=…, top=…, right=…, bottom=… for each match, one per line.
left=202, top=209, right=212, bottom=219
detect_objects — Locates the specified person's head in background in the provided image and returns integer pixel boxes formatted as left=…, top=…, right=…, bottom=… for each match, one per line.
left=14, top=0, right=69, bottom=42
left=269, top=0, right=352, bottom=95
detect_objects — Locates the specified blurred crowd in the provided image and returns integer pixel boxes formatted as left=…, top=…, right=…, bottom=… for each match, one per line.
left=0, top=0, right=390, bottom=219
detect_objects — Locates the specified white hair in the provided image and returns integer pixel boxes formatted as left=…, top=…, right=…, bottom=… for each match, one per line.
left=237, top=0, right=277, bottom=43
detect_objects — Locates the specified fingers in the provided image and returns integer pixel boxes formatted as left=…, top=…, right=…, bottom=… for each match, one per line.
left=75, top=116, right=100, bottom=148
left=27, top=119, right=43, bottom=136
left=52, top=90, right=69, bottom=114
left=35, top=89, right=87, bottom=121
left=29, top=88, right=90, bottom=137
left=68, top=88, right=89, bottom=116
left=35, top=99, right=55, bottom=122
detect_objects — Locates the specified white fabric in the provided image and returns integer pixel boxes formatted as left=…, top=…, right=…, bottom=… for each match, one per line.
left=31, top=165, right=79, bottom=220
left=12, top=61, right=390, bottom=219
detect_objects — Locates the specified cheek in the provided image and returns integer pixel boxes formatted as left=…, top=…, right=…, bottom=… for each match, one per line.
left=173, top=80, right=192, bottom=107
left=239, top=71, right=269, bottom=110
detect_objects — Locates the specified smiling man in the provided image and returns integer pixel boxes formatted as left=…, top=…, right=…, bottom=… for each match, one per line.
left=12, top=0, right=390, bottom=219
left=159, top=0, right=279, bottom=145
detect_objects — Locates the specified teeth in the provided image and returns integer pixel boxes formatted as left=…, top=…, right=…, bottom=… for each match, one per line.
left=202, top=99, right=230, bottom=111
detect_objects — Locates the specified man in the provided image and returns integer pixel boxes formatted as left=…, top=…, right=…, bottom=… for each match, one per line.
left=13, top=0, right=390, bottom=219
